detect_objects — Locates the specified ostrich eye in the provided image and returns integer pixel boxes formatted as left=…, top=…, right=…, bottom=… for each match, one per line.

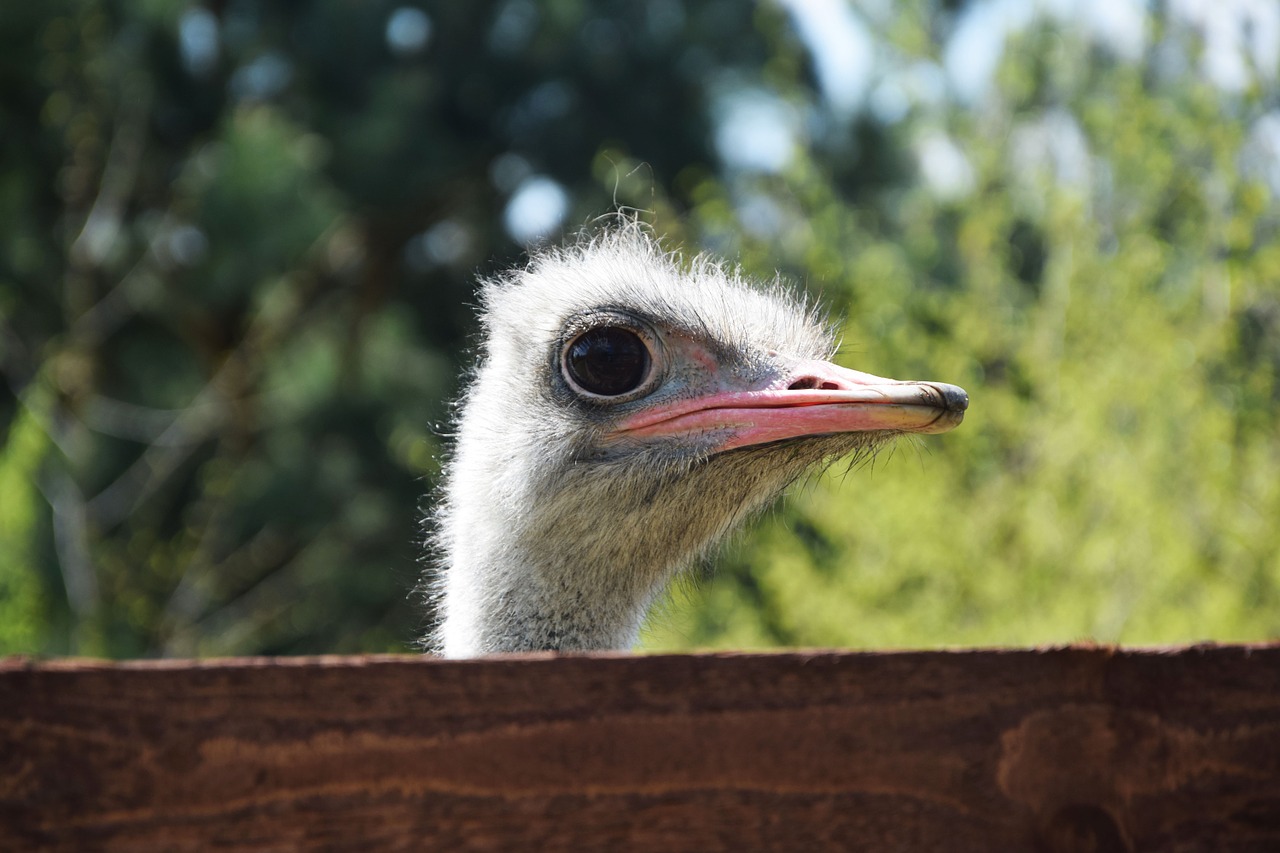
left=563, top=326, right=652, bottom=397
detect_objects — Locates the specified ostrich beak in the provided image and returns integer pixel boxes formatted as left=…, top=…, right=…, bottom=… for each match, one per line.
left=615, top=359, right=968, bottom=453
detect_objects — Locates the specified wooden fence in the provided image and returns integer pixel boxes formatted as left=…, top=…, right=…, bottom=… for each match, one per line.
left=3, top=645, right=1279, bottom=851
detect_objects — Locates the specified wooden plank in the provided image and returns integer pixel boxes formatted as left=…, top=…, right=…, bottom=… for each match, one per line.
left=2, top=646, right=1279, bottom=851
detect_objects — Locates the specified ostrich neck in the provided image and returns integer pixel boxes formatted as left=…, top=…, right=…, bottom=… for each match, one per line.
left=437, top=452, right=731, bottom=657
left=435, top=432, right=842, bottom=658
left=437, top=514, right=668, bottom=657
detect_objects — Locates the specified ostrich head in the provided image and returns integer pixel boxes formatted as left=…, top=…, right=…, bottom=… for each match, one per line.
left=429, top=225, right=967, bottom=657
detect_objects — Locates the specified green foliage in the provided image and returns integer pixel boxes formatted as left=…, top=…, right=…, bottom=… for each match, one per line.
left=0, top=0, right=771, bottom=656
left=0, top=405, right=48, bottom=653
left=643, top=14, right=1280, bottom=650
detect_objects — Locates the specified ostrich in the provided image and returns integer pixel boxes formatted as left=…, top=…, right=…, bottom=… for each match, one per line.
left=429, top=225, right=967, bottom=658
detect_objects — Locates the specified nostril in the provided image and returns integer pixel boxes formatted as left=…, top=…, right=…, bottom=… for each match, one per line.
left=787, top=377, right=841, bottom=391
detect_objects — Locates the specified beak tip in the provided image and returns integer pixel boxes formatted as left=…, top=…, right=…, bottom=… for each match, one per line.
left=914, top=383, right=968, bottom=434
left=926, top=382, right=969, bottom=413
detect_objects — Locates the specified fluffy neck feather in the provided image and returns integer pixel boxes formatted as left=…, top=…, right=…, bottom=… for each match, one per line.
left=433, top=429, right=846, bottom=656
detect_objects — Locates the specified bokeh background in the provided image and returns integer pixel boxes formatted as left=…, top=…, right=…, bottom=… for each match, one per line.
left=2, top=0, right=1277, bottom=658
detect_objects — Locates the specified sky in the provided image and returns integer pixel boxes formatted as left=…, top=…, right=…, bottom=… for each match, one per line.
left=781, top=0, right=1279, bottom=108
left=755, top=0, right=1280, bottom=202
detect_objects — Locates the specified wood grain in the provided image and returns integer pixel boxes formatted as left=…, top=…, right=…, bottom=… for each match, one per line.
left=3, top=646, right=1279, bottom=851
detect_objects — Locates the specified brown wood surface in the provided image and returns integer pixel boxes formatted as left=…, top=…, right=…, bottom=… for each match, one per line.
left=2, top=646, right=1279, bottom=852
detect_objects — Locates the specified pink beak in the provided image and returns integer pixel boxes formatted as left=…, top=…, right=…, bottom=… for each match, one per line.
left=614, top=360, right=968, bottom=453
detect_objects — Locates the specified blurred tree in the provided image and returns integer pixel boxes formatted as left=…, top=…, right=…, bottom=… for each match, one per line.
left=1, top=1, right=1276, bottom=658
left=0, top=0, right=780, bottom=656
left=644, top=4, right=1280, bottom=650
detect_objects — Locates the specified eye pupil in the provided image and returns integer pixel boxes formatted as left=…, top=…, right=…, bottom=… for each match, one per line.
left=564, top=326, right=650, bottom=397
